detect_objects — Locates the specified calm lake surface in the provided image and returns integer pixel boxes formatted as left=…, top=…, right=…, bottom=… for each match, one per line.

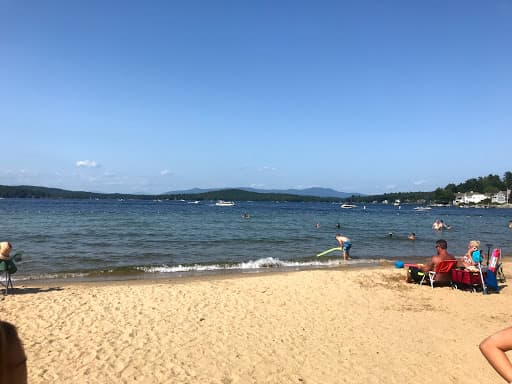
left=0, top=198, right=510, bottom=280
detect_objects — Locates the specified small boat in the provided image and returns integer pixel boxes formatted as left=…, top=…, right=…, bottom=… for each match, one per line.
left=393, top=199, right=401, bottom=206
left=413, top=206, right=432, bottom=211
left=215, top=200, right=235, bottom=207
left=340, top=203, right=357, bottom=209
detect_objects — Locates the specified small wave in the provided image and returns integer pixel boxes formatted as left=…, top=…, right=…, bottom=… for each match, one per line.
left=136, top=256, right=377, bottom=274
left=12, top=257, right=387, bottom=282
left=13, top=272, right=90, bottom=281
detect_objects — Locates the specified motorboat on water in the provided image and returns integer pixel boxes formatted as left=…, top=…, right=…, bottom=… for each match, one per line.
left=413, top=206, right=432, bottom=211
left=215, top=200, right=235, bottom=207
left=340, top=203, right=358, bottom=209
left=393, top=199, right=401, bottom=206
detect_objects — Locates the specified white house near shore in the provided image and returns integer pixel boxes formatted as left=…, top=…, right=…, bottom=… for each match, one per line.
left=491, top=191, right=508, bottom=204
left=453, top=192, right=488, bottom=205
left=453, top=190, right=509, bottom=205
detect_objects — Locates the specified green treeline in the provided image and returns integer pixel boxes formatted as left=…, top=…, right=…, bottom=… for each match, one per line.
left=347, top=171, right=512, bottom=204
left=430, top=172, right=512, bottom=204
left=0, top=186, right=334, bottom=202
left=1, top=171, right=511, bottom=203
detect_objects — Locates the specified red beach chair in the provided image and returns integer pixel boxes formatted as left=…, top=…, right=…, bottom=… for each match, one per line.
left=420, top=259, right=458, bottom=289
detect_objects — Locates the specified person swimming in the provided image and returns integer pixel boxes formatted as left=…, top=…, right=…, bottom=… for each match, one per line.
left=432, top=219, right=451, bottom=231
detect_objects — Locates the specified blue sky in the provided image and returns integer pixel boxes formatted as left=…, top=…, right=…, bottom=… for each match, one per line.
left=1, top=0, right=511, bottom=195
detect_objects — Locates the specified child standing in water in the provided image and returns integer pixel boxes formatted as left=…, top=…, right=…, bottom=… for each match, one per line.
left=335, top=234, right=352, bottom=260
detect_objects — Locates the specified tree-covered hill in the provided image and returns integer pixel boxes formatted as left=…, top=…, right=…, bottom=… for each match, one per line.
left=0, top=185, right=339, bottom=202
left=1, top=170, right=511, bottom=204
left=346, top=171, right=512, bottom=204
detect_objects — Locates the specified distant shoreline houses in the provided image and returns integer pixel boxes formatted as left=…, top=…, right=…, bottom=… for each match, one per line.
left=453, top=190, right=510, bottom=206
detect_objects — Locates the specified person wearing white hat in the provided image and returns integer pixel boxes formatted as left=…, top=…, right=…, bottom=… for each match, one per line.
left=0, top=241, right=12, bottom=261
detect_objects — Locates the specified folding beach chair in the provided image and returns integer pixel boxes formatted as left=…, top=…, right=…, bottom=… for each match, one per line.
left=420, top=259, right=458, bottom=289
left=485, top=248, right=503, bottom=292
left=0, top=253, right=21, bottom=295
left=470, top=250, right=489, bottom=294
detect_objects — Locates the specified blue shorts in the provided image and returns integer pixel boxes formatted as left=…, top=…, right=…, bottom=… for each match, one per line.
left=343, top=242, right=352, bottom=252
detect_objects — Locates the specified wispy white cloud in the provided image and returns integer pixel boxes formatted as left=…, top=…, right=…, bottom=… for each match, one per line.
left=258, top=166, right=277, bottom=172
left=76, top=160, right=99, bottom=168
left=413, top=180, right=427, bottom=186
left=160, top=169, right=173, bottom=176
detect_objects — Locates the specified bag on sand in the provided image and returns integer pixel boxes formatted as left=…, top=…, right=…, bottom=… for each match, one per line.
left=407, top=266, right=425, bottom=283
left=6, top=260, right=17, bottom=274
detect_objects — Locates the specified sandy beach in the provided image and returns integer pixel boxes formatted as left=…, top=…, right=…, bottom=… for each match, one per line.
left=1, top=261, right=511, bottom=384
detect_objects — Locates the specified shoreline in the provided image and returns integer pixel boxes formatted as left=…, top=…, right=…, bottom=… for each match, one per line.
left=11, top=258, right=393, bottom=288
left=11, top=254, right=511, bottom=288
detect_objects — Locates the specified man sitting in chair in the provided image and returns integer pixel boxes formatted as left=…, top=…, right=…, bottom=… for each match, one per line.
left=406, top=239, right=454, bottom=283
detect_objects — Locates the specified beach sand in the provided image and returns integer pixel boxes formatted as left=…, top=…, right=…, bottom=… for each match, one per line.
left=1, top=261, right=511, bottom=384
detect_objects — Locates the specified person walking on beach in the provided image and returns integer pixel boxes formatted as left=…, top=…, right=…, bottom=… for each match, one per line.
left=335, top=234, right=352, bottom=260
left=480, top=327, right=512, bottom=383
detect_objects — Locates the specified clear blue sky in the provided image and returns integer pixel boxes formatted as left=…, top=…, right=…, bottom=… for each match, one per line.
left=1, top=0, right=511, bottom=194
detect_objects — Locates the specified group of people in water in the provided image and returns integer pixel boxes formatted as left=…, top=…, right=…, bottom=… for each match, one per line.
left=322, top=217, right=457, bottom=261
left=432, top=219, right=451, bottom=231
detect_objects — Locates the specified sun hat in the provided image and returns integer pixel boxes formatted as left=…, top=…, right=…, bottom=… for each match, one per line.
left=0, top=241, right=12, bottom=260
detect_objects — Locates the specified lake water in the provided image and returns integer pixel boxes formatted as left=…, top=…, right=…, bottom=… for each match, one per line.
left=0, top=198, right=510, bottom=280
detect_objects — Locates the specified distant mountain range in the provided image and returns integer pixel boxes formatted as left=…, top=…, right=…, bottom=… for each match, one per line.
left=0, top=184, right=360, bottom=202
left=166, top=187, right=362, bottom=199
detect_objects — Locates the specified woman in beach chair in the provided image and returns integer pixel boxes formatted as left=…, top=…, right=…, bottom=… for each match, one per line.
left=461, top=240, right=481, bottom=269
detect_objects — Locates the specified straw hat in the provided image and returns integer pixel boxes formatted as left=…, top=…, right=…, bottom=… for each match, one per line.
left=0, top=241, right=12, bottom=260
